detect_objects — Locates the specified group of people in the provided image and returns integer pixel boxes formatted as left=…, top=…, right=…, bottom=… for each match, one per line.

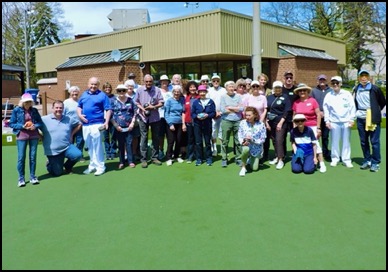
left=9, top=69, right=385, bottom=187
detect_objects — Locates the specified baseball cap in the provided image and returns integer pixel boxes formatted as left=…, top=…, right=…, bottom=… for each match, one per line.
left=330, top=76, right=342, bottom=83
left=358, top=70, right=370, bottom=76
left=317, top=74, right=327, bottom=80
left=272, top=80, right=283, bottom=88
left=293, top=113, right=306, bottom=121
left=198, top=85, right=207, bottom=91
left=284, top=71, right=293, bottom=77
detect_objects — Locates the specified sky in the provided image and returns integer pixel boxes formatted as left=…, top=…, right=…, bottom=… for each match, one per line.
left=60, top=2, right=258, bottom=36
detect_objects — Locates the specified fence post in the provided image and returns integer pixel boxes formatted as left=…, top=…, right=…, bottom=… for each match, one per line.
left=41, top=91, right=47, bottom=116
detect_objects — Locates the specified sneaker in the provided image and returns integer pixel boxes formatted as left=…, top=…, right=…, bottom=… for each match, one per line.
left=18, top=180, right=26, bottom=187
left=370, top=164, right=380, bottom=172
left=330, top=161, right=338, bottom=167
left=206, top=160, right=212, bottom=166
left=239, top=167, right=247, bottom=177
left=166, top=159, right=173, bottom=166
left=141, top=161, right=148, bottom=168
left=94, top=169, right=105, bottom=176
left=186, top=160, right=192, bottom=164
left=79, top=157, right=86, bottom=163
left=235, top=159, right=242, bottom=167
left=83, top=168, right=96, bottom=174
left=276, top=160, right=284, bottom=170
left=360, top=161, right=371, bottom=170
left=195, top=160, right=202, bottom=166
left=30, top=177, right=40, bottom=185
left=212, top=150, right=218, bottom=157
left=129, top=163, right=136, bottom=168
left=221, top=160, right=227, bottom=167
left=269, top=158, right=279, bottom=165
left=343, top=162, right=354, bottom=168
left=118, top=163, right=124, bottom=169
left=319, top=163, right=327, bottom=173
left=152, top=159, right=162, bottom=166
left=177, top=158, right=184, bottom=163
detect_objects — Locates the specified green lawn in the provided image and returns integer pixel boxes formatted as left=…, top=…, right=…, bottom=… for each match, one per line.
left=2, top=130, right=386, bottom=270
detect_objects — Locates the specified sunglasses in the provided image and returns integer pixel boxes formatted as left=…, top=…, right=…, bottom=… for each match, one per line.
left=202, top=80, right=209, bottom=83
left=294, top=120, right=305, bottom=123
left=331, top=82, right=340, bottom=86
left=238, top=85, right=246, bottom=88
left=144, top=81, right=153, bottom=83
left=212, top=80, right=219, bottom=82
left=117, top=89, right=126, bottom=92
left=251, top=85, right=259, bottom=88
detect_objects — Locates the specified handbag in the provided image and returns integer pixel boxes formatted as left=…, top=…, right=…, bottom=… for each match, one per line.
left=267, top=112, right=277, bottom=120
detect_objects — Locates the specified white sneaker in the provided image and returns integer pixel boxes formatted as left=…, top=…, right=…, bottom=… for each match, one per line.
left=319, top=163, right=327, bottom=173
left=276, top=160, right=284, bottom=170
left=176, top=158, right=184, bottom=163
left=330, top=161, right=338, bottom=167
left=83, top=168, right=96, bottom=175
left=269, top=158, right=279, bottom=165
left=94, top=169, right=105, bottom=176
left=212, top=150, right=218, bottom=157
left=239, top=167, right=247, bottom=176
left=344, top=162, right=354, bottom=168
left=166, top=159, right=173, bottom=166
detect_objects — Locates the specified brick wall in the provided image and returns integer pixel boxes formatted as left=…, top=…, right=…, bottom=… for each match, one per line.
left=2, top=79, right=23, bottom=98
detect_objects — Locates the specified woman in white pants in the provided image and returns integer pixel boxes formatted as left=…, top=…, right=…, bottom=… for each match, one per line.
left=323, top=76, right=356, bottom=168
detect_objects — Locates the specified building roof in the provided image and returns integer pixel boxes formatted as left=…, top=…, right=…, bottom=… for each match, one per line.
left=37, top=78, right=57, bottom=84
left=279, top=45, right=337, bottom=60
left=2, top=64, right=25, bottom=72
left=56, top=48, right=140, bottom=69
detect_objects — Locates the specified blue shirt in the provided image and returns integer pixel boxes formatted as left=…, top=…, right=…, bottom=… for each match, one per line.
left=290, top=126, right=317, bottom=156
left=78, top=89, right=111, bottom=126
left=164, top=97, right=185, bottom=126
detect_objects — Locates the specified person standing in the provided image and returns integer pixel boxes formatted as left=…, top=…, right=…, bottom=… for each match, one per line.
left=102, top=82, right=117, bottom=160
left=41, top=100, right=83, bottom=176
left=184, top=80, right=199, bottom=163
left=164, top=85, right=186, bottom=166
left=191, top=85, right=216, bottom=166
left=135, top=74, right=164, bottom=168
left=290, top=114, right=317, bottom=174
left=110, top=84, right=137, bottom=169
left=282, top=71, right=298, bottom=157
left=207, top=74, right=227, bottom=156
left=158, top=75, right=173, bottom=160
left=237, top=106, right=266, bottom=176
left=292, top=83, right=326, bottom=173
left=311, top=74, right=333, bottom=160
left=77, top=77, right=111, bottom=176
left=64, top=86, right=85, bottom=162
left=124, top=79, right=140, bottom=161
left=323, top=76, right=356, bottom=168
left=353, top=70, right=386, bottom=172
left=9, top=93, right=43, bottom=187
left=220, top=80, right=244, bottom=167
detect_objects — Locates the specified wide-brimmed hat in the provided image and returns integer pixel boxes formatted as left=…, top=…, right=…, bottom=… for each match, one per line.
left=116, top=84, right=128, bottom=90
left=294, top=83, right=312, bottom=94
left=21, top=93, right=34, bottom=103
left=293, top=113, right=306, bottom=122
left=200, top=75, right=210, bottom=81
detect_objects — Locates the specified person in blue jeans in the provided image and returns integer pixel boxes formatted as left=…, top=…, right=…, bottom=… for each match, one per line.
left=290, top=114, right=317, bottom=174
left=353, top=70, right=386, bottom=172
left=9, top=93, right=43, bottom=187
left=41, top=100, right=83, bottom=176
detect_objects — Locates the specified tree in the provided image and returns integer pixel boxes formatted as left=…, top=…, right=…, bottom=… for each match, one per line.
left=2, top=2, right=71, bottom=88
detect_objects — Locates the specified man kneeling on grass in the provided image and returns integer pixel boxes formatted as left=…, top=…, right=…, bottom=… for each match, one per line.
left=41, top=100, right=83, bottom=176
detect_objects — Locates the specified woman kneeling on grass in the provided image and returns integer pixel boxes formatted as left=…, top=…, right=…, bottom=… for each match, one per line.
left=237, top=106, right=267, bottom=177
left=290, top=114, right=317, bottom=174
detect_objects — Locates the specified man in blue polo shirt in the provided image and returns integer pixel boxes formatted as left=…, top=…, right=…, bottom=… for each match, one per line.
left=77, top=77, right=112, bottom=176
left=41, top=100, right=83, bottom=176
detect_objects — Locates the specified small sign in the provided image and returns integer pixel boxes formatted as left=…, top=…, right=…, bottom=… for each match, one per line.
left=7, top=136, right=12, bottom=142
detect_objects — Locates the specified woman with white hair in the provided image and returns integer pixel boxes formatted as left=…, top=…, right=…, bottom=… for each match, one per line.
left=64, top=86, right=85, bottom=162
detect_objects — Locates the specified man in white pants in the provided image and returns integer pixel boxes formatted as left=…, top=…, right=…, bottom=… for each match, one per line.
left=323, top=76, right=356, bottom=168
left=207, top=75, right=226, bottom=156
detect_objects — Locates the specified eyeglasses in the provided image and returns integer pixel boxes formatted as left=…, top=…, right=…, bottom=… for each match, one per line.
left=251, top=85, right=259, bottom=88
left=238, top=85, right=246, bottom=88
left=331, top=82, right=340, bottom=86
left=294, top=120, right=305, bottom=123
left=212, top=80, right=219, bottom=83
left=144, top=81, right=153, bottom=83
left=202, top=80, right=209, bottom=83
left=117, top=89, right=126, bottom=92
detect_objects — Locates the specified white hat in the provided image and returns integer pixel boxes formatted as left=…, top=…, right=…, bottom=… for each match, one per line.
left=116, top=84, right=128, bottom=90
left=330, top=76, right=342, bottom=83
left=124, top=79, right=135, bottom=87
left=211, top=75, right=220, bottom=80
left=272, top=80, right=283, bottom=88
left=21, top=93, right=34, bottom=103
left=250, top=80, right=260, bottom=86
left=160, top=75, right=169, bottom=81
left=200, top=75, right=210, bottom=81
left=293, top=114, right=306, bottom=121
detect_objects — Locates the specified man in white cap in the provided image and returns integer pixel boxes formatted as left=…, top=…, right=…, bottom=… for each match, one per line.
left=207, top=74, right=227, bottom=156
